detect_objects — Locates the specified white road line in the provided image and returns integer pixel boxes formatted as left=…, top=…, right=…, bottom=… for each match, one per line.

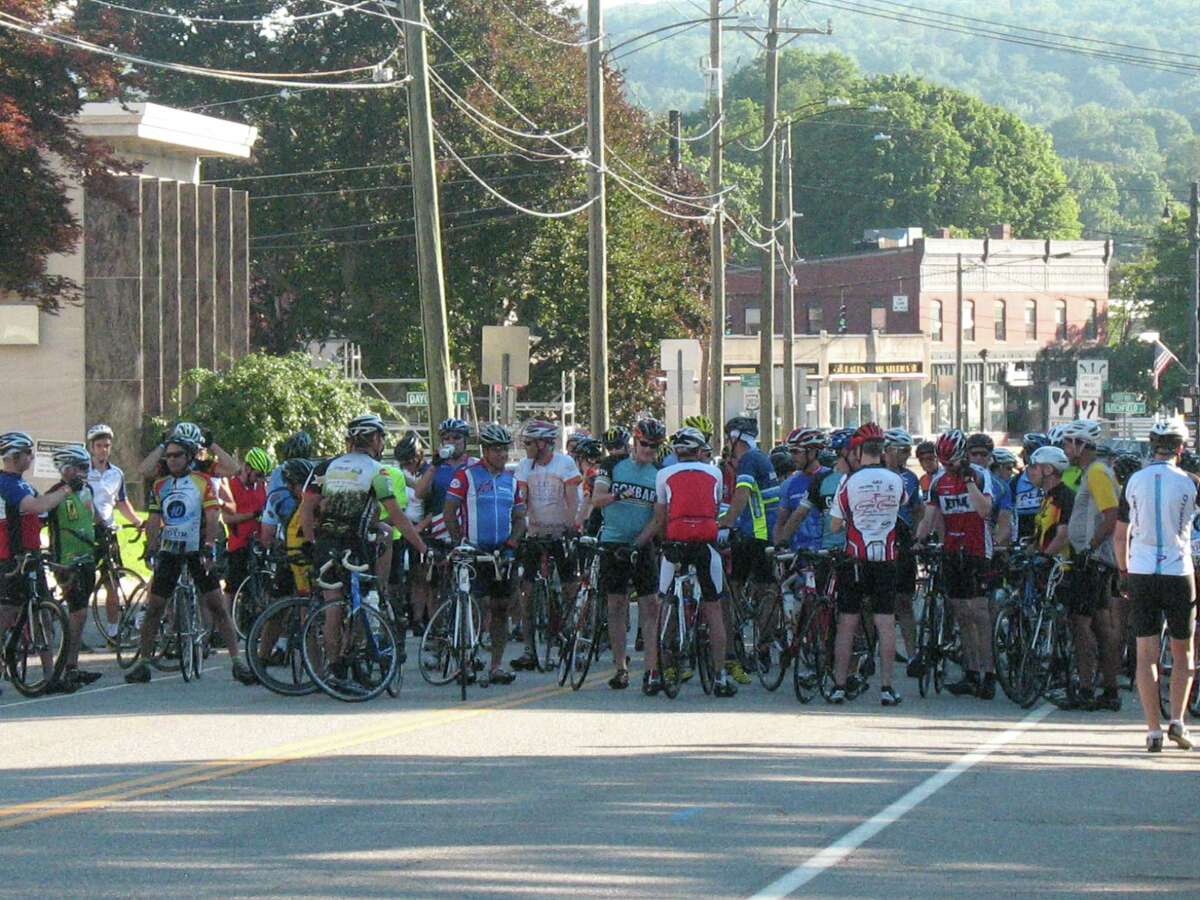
left=748, top=703, right=1056, bottom=899
left=0, top=673, right=183, bottom=711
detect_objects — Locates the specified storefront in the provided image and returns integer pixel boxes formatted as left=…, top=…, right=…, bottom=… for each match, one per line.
left=826, top=362, right=925, bottom=432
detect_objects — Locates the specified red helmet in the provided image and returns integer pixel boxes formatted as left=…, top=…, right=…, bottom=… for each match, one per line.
left=850, top=422, right=884, bottom=449
left=936, top=429, right=966, bottom=463
left=785, top=427, right=827, bottom=449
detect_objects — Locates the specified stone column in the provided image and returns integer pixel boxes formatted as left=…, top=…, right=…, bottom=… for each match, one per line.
left=232, top=190, right=250, bottom=358
left=179, top=184, right=199, bottom=403
left=160, top=181, right=181, bottom=414
left=197, top=184, right=216, bottom=371
left=140, top=178, right=163, bottom=417
left=214, top=187, right=232, bottom=367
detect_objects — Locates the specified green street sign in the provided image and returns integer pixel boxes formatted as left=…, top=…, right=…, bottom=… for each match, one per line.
left=453, top=390, right=471, bottom=405
left=1104, top=401, right=1146, bottom=415
left=406, top=391, right=428, bottom=406
left=1109, top=391, right=1141, bottom=403
left=740, top=373, right=760, bottom=388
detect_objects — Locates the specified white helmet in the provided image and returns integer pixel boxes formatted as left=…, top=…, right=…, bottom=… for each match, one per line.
left=991, top=447, right=1018, bottom=467
left=86, top=423, right=114, bottom=443
left=1149, top=418, right=1190, bottom=443
left=1047, top=424, right=1066, bottom=446
left=883, top=428, right=913, bottom=449
left=1030, top=446, right=1070, bottom=473
left=1061, top=419, right=1102, bottom=447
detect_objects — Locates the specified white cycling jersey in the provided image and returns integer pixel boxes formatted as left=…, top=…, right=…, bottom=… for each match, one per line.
left=1124, top=460, right=1199, bottom=576
left=515, top=452, right=581, bottom=535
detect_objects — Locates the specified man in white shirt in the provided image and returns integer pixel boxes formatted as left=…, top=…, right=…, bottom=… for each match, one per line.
left=85, top=423, right=145, bottom=641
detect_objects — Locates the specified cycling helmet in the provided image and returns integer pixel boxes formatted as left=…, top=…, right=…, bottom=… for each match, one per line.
left=244, top=447, right=272, bottom=474
left=346, top=413, right=386, bottom=440
left=1030, top=446, right=1069, bottom=473
left=724, top=415, right=759, bottom=443
left=566, top=428, right=590, bottom=449
left=829, top=428, right=855, bottom=452
left=670, top=426, right=710, bottom=453
left=964, top=432, right=995, bottom=453
left=393, top=430, right=421, bottom=463
left=1179, top=450, right=1200, bottom=474
left=786, top=427, right=827, bottom=450
left=936, top=429, right=966, bottom=463
left=603, top=426, right=631, bottom=450
left=850, top=422, right=885, bottom=449
left=165, top=435, right=199, bottom=458
left=171, top=422, right=204, bottom=447
left=817, top=448, right=838, bottom=467
left=915, top=440, right=936, bottom=458
left=86, top=423, right=114, bottom=444
left=1061, top=419, right=1102, bottom=447
left=522, top=419, right=559, bottom=442
left=991, top=447, right=1018, bottom=468
left=52, top=444, right=90, bottom=473
left=883, top=428, right=913, bottom=450
left=1047, top=424, right=1066, bottom=447
left=279, top=430, right=313, bottom=460
left=1148, top=417, right=1190, bottom=444
left=770, top=445, right=794, bottom=477
left=1022, top=432, right=1049, bottom=454
left=633, top=417, right=667, bottom=446
left=1113, top=453, right=1143, bottom=484
left=479, top=422, right=514, bottom=447
left=575, top=438, right=604, bottom=462
left=0, top=432, right=33, bottom=456
left=281, top=457, right=315, bottom=486
left=437, top=418, right=470, bottom=439
left=683, top=415, right=714, bottom=438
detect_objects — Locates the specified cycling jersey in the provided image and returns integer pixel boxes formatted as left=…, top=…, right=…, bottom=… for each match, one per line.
left=1123, top=460, right=1199, bottom=576
left=429, top=455, right=477, bottom=517
left=148, top=472, right=219, bottom=553
left=1033, top=482, right=1074, bottom=556
left=831, top=464, right=907, bottom=562
left=515, top=452, right=581, bottom=535
left=47, top=483, right=96, bottom=565
left=778, top=466, right=828, bottom=551
left=918, top=467, right=940, bottom=502
left=893, top=467, right=922, bottom=528
left=1012, top=470, right=1043, bottom=543
left=597, top=457, right=658, bottom=545
left=656, top=461, right=722, bottom=543
left=927, top=464, right=996, bottom=558
left=260, top=465, right=296, bottom=538
left=1067, top=460, right=1118, bottom=567
left=0, top=472, right=41, bottom=560
left=1063, top=464, right=1082, bottom=492
left=988, top=470, right=1013, bottom=530
left=307, top=452, right=395, bottom=540
left=445, top=462, right=526, bottom=551
left=402, top=462, right=429, bottom=523
left=226, top=474, right=266, bottom=552
left=733, top=448, right=780, bottom=540
left=801, top=468, right=847, bottom=551
left=86, top=462, right=127, bottom=528
left=377, top=465, right=408, bottom=540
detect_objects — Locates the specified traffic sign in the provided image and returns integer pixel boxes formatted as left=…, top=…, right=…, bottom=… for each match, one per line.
left=1105, top=401, right=1147, bottom=415
left=1048, top=382, right=1074, bottom=422
left=406, top=391, right=428, bottom=406
left=740, top=373, right=760, bottom=388
left=1077, top=358, right=1108, bottom=384
left=743, top=386, right=761, bottom=412
left=1076, top=373, right=1103, bottom=399
left=453, top=390, right=470, bottom=406
left=1110, top=391, right=1141, bottom=403
left=1076, top=397, right=1101, bottom=419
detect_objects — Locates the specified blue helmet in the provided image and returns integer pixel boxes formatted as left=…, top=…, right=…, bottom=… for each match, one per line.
left=829, top=428, right=855, bottom=452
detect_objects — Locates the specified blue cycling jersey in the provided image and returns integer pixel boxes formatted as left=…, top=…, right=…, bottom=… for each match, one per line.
left=445, top=462, right=525, bottom=551
left=778, top=467, right=827, bottom=551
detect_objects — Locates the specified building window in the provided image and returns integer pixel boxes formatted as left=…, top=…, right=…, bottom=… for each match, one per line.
left=745, top=307, right=760, bottom=335
left=994, top=300, right=1006, bottom=341
left=930, top=300, right=943, bottom=342
left=1054, top=300, right=1067, bottom=340
left=1024, top=300, right=1037, bottom=340
left=963, top=300, right=975, bottom=342
left=807, top=304, right=823, bottom=334
left=1084, top=299, right=1098, bottom=340
left=870, top=304, right=887, bottom=332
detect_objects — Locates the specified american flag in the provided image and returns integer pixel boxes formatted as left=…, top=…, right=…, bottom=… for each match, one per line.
left=1152, top=339, right=1181, bottom=389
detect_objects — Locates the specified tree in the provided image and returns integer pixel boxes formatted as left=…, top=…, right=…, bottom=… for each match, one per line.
left=150, top=353, right=378, bottom=458
left=0, top=1, right=133, bottom=309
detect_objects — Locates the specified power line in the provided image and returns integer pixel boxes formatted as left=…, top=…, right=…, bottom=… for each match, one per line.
left=251, top=204, right=509, bottom=240
left=203, top=151, right=561, bottom=183
left=249, top=170, right=552, bottom=201
left=82, top=0, right=379, bottom=27
left=253, top=210, right=519, bottom=251
left=494, top=0, right=601, bottom=48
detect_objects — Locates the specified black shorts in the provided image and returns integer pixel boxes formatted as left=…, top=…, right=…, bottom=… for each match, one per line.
left=521, top=537, right=574, bottom=583
left=0, top=559, right=27, bottom=608
left=313, top=535, right=374, bottom=590
left=1128, top=573, right=1197, bottom=640
left=1066, top=558, right=1112, bottom=617
left=225, top=545, right=252, bottom=595
left=661, top=542, right=722, bottom=603
left=942, top=553, right=988, bottom=600
left=730, top=536, right=772, bottom=584
left=894, top=548, right=918, bottom=595
left=60, top=562, right=96, bottom=613
left=837, top=560, right=897, bottom=616
left=472, top=557, right=517, bottom=606
left=150, top=552, right=219, bottom=598
left=599, top=543, right=657, bottom=597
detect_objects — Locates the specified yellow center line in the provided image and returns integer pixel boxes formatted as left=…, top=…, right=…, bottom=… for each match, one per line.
left=0, top=670, right=606, bottom=830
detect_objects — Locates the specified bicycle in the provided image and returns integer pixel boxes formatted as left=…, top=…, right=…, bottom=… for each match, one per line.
left=172, top=555, right=208, bottom=683
left=80, top=523, right=147, bottom=650
left=522, top=536, right=569, bottom=672
left=913, top=544, right=956, bottom=698
left=231, top=538, right=277, bottom=639
left=656, top=541, right=718, bottom=699
left=244, top=550, right=320, bottom=697
left=559, top=536, right=609, bottom=691
left=791, top=550, right=840, bottom=703
left=2, top=551, right=69, bottom=697
left=303, top=549, right=401, bottom=702
left=1155, top=619, right=1200, bottom=719
left=419, top=545, right=501, bottom=701
left=752, top=547, right=801, bottom=693
left=1010, top=557, right=1079, bottom=709
left=992, top=548, right=1053, bottom=706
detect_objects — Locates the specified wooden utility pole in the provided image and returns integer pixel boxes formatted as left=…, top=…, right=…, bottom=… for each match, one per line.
left=586, top=0, right=609, bottom=434
left=1191, top=181, right=1200, bottom=448
left=954, top=253, right=964, bottom=430
left=403, top=0, right=452, bottom=428
left=707, top=0, right=726, bottom=454
left=780, top=125, right=796, bottom=431
left=757, top=0, right=781, bottom=443
left=669, top=109, right=682, bottom=170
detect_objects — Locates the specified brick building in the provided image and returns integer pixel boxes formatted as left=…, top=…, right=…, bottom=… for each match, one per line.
left=725, top=226, right=1112, bottom=437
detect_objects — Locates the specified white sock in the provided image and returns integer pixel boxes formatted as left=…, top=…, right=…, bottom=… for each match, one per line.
left=1169, top=719, right=1184, bottom=728
left=106, top=623, right=119, bottom=637
left=1148, top=729, right=1163, bottom=738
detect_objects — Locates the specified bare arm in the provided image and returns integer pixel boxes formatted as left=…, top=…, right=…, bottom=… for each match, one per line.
left=591, top=479, right=617, bottom=510
left=718, top=485, right=749, bottom=529
left=563, top=478, right=580, bottom=530
left=202, top=507, right=221, bottom=551
left=115, top=498, right=144, bottom=528
left=1044, top=523, right=1070, bottom=557
left=967, top=479, right=993, bottom=519
left=146, top=512, right=162, bottom=553
left=1090, top=507, right=1118, bottom=551
left=208, top=443, right=240, bottom=478
left=299, top=492, right=319, bottom=543
left=18, top=491, right=67, bottom=516
left=138, top=444, right=165, bottom=479
left=1113, top=520, right=1129, bottom=571
left=508, top=505, right=527, bottom=546
left=775, top=503, right=810, bottom=545
left=994, top=509, right=1012, bottom=549
left=382, top=496, right=427, bottom=555
left=414, top=465, right=436, bottom=500
left=915, top=505, right=942, bottom=543
left=444, top=497, right=462, bottom=545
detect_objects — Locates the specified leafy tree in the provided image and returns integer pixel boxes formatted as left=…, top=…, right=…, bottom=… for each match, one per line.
left=0, top=1, right=133, bottom=309
left=149, top=352, right=378, bottom=458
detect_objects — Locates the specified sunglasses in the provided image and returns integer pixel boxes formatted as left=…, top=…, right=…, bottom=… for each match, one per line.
left=637, top=440, right=661, bottom=449
left=164, top=451, right=187, bottom=459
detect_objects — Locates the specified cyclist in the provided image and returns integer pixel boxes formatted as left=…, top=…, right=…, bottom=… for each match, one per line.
left=770, top=444, right=795, bottom=480
left=443, top=423, right=526, bottom=685
left=222, top=447, right=270, bottom=620
left=718, top=415, right=781, bottom=685
left=418, top=418, right=476, bottom=530
left=884, top=428, right=923, bottom=675
left=1048, top=425, right=1082, bottom=492
left=1013, top=433, right=1049, bottom=544
left=965, top=433, right=1013, bottom=555
left=990, top=448, right=1020, bottom=543
left=125, top=432, right=254, bottom=685
left=259, top=431, right=313, bottom=601
left=1026, top=446, right=1073, bottom=557
left=394, top=431, right=434, bottom=634
left=1118, top=419, right=1197, bottom=751
left=829, top=423, right=908, bottom=705
left=85, top=423, right=145, bottom=642
left=566, top=428, right=591, bottom=457
left=776, top=428, right=853, bottom=551
left=574, top=437, right=606, bottom=533
left=916, top=429, right=998, bottom=698
left=138, top=421, right=240, bottom=480
left=915, top=439, right=940, bottom=500
left=773, top=428, right=828, bottom=552
left=591, top=419, right=663, bottom=689
left=650, top=426, right=736, bottom=697
left=512, top=419, right=582, bottom=671
left=602, top=426, right=632, bottom=463
left=659, top=415, right=714, bottom=471
left=45, top=445, right=105, bottom=691
left=1061, top=418, right=1121, bottom=712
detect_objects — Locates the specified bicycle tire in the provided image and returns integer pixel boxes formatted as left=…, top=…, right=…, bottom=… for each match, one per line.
left=931, top=600, right=947, bottom=695
left=1044, top=624, right=1079, bottom=710
left=115, top=599, right=146, bottom=670
left=246, top=596, right=318, bottom=696
left=418, top=597, right=460, bottom=685
left=915, top=601, right=932, bottom=698
left=568, top=590, right=598, bottom=691
left=459, top=630, right=469, bottom=702
left=993, top=603, right=1030, bottom=706
left=231, top=572, right=270, bottom=639
left=541, top=570, right=567, bottom=673
left=697, top=626, right=714, bottom=695
left=178, top=590, right=195, bottom=683
left=792, top=601, right=820, bottom=704
left=4, top=599, right=69, bottom=697
left=1158, top=629, right=1172, bottom=720
left=728, top=587, right=757, bottom=674
left=90, top=565, right=147, bottom=649
left=753, top=595, right=789, bottom=692
left=302, top=600, right=398, bottom=702
left=657, top=601, right=682, bottom=699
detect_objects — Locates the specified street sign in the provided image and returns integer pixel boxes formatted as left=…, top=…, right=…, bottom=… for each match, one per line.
left=406, top=391, right=428, bottom=406
left=1076, top=397, right=1101, bottom=419
left=1078, top=358, right=1109, bottom=384
left=892, top=294, right=909, bottom=312
left=1110, top=391, right=1141, bottom=403
left=660, top=338, right=702, bottom=373
left=1076, top=373, right=1103, bottom=398
left=740, top=373, right=761, bottom=388
left=743, top=385, right=761, bottom=412
left=1105, top=401, right=1147, bottom=415
left=481, top=326, right=530, bottom=386
left=1048, top=382, right=1074, bottom=421
left=453, top=390, right=471, bottom=406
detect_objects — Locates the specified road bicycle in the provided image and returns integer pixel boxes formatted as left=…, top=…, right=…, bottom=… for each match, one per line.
left=752, top=547, right=800, bottom=692
left=77, top=523, right=147, bottom=650
left=113, top=548, right=212, bottom=677
left=522, top=536, right=569, bottom=672
left=231, top=539, right=277, bottom=639
left=2, top=551, right=68, bottom=697
left=992, top=547, right=1053, bottom=706
left=559, top=536, right=610, bottom=691
left=656, top=541, right=719, bottom=699
left=913, top=544, right=956, bottom=698
left=1005, top=557, right=1078, bottom=709
left=419, top=545, right=501, bottom=701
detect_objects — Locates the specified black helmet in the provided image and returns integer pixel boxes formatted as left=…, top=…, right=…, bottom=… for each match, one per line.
left=724, top=415, right=759, bottom=441
left=281, top=457, right=315, bottom=487
left=603, top=426, right=631, bottom=450
left=393, top=430, right=421, bottom=463
left=770, top=445, right=794, bottom=477
left=279, top=430, right=313, bottom=460
left=633, top=417, right=667, bottom=446
left=575, top=438, right=603, bottom=462
left=964, top=432, right=994, bottom=453
left=1113, top=453, right=1143, bottom=485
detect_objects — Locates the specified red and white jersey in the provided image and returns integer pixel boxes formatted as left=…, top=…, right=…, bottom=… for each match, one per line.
left=831, top=465, right=907, bottom=562
left=928, top=464, right=996, bottom=558
left=515, top=452, right=581, bottom=535
left=656, top=461, right=723, bottom=543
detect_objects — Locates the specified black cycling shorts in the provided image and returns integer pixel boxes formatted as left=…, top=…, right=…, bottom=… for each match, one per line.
left=942, top=553, right=988, bottom=600
left=1066, top=558, right=1112, bottom=617
left=837, top=560, right=897, bottom=616
left=730, top=536, right=772, bottom=584
left=520, top=537, right=575, bottom=583
left=60, top=562, right=95, bottom=613
left=599, top=544, right=657, bottom=597
left=894, top=548, right=918, bottom=595
left=224, top=545, right=252, bottom=596
left=1128, top=573, right=1197, bottom=641
left=471, top=558, right=517, bottom=607
left=150, top=552, right=219, bottom=598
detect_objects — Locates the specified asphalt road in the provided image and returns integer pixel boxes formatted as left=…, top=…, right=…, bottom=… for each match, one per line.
left=1, top=631, right=1197, bottom=899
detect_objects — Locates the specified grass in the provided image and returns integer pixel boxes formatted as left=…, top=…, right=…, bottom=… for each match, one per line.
left=116, top=517, right=151, bottom=579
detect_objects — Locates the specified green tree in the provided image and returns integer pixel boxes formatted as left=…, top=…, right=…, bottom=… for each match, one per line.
left=151, top=353, right=377, bottom=458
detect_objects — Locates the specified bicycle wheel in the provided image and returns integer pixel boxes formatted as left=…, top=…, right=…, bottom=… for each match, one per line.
left=177, top=590, right=196, bottom=683
left=232, top=573, right=270, bottom=639
left=528, top=580, right=547, bottom=672
left=793, top=601, right=820, bottom=704
left=697, top=626, right=714, bottom=695
left=930, top=601, right=948, bottom=695
left=915, top=601, right=933, bottom=699
left=4, top=600, right=68, bottom=697
left=657, top=601, right=682, bottom=700
left=728, top=587, right=757, bottom=674
left=246, top=596, right=318, bottom=696
left=568, top=590, right=599, bottom=691
left=1158, top=629, right=1173, bottom=720
left=540, top=573, right=567, bottom=673
left=115, top=599, right=146, bottom=670
left=303, top=600, right=397, bottom=702
left=91, top=565, right=147, bottom=649
left=993, top=603, right=1031, bottom=705
left=419, top=597, right=460, bottom=685
left=1045, top=625, right=1079, bottom=710
left=753, top=595, right=789, bottom=691
left=804, top=604, right=837, bottom=701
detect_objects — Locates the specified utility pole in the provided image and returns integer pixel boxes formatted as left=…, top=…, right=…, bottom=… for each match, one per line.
left=1191, top=181, right=1199, bottom=448
left=780, top=125, right=796, bottom=431
left=586, top=0, right=609, bottom=435
left=954, top=253, right=964, bottom=431
left=403, top=0, right=452, bottom=428
left=669, top=109, right=682, bottom=170
left=707, top=0, right=726, bottom=455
